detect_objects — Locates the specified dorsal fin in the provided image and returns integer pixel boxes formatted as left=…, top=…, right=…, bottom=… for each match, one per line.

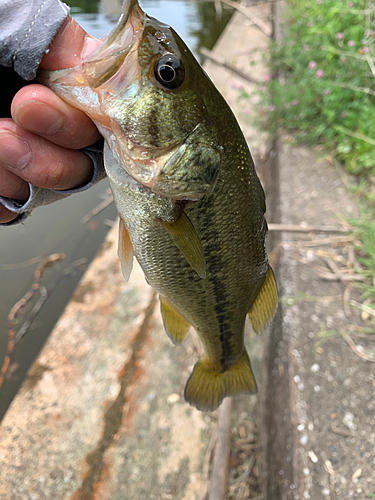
left=118, top=218, right=133, bottom=281
left=248, top=266, right=278, bottom=333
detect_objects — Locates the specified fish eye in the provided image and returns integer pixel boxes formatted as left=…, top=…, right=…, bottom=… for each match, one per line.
left=154, top=54, right=185, bottom=89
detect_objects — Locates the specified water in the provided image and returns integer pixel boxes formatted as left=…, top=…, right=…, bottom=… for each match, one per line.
left=0, top=0, right=231, bottom=420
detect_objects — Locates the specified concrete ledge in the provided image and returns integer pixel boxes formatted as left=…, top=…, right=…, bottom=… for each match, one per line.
left=0, top=226, right=212, bottom=500
left=264, top=141, right=374, bottom=500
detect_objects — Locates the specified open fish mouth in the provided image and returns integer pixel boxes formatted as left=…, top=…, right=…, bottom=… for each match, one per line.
left=39, top=0, right=144, bottom=99
left=79, top=0, right=144, bottom=92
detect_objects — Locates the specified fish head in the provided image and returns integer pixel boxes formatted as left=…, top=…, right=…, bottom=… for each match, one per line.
left=39, top=0, right=224, bottom=200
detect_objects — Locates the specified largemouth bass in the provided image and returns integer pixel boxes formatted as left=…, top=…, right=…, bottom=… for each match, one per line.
left=39, top=0, right=278, bottom=411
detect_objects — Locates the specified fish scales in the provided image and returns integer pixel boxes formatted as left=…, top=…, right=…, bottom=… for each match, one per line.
left=109, top=120, right=267, bottom=374
left=39, top=0, right=278, bottom=411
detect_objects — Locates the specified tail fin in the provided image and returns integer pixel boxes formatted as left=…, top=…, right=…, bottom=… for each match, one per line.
left=184, top=350, right=257, bottom=412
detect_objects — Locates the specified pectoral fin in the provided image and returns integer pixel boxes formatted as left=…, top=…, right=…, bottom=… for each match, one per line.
left=118, top=218, right=133, bottom=281
left=160, top=296, right=190, bottom=345
left=162, top=211, right=206, bottom=279
left=248, top=266, right=278, bottom=333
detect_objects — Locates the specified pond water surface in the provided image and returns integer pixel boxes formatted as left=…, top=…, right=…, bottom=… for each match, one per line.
left=0, top=0, right=231, bottom=420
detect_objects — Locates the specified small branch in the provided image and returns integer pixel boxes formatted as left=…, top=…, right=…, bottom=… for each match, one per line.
left=0, top=253, right=65, bottom=392
left=234, top=454, right=257, bottom=499
left=267, top=223, right=353, bottom=233
left=15, top=286, right=48, bottom=344
left=350, top=300, right=375, bottom=318
left=323, top=256, right=352, bottom=317
left=81, top=194, right=114, bottom=224
left=0, top=254, right=88, bottom=392
left=232, top=453, right=256, bottom=485
left=330, top=425, right=350, bottom=437
left=340, top=331, right=375, bottom=363
left=200, top=47, right=262, bottom=84
left=1, top=255, right=42, bottom=271
left=365, top=53, right=375, bottom=78
left=219, top=0, right=272, bottom=36
left=214, top=0, right=223, bottom=19
left=343, top=285, right=352, bottom=319
left=208, top=397, right=232, bottom=500
left=328, top=48, right=375, bottom=62
left=318, top=272, right=366, bottom=282
left=334, top=125, right=375, bottom=147
left=200, top=430, right=217, bottom=500
left=328, top=81, right=375, bottom=98
left=324, top=460, right=336, bottom=500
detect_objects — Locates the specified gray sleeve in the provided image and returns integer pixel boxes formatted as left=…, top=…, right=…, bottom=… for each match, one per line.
left=0, top=141, right=106, bottom=226
left=0, top=0, right=106, bottom=226
left=0, top=0, right=70, bottom=81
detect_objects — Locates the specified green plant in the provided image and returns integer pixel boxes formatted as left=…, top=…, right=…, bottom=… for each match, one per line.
left=350, top=206, right=375, bottom=302
left=257, top=0, right=375, bottom=179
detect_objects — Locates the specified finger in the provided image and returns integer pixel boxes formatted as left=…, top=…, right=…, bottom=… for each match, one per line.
left=0, top=205, right=19, bottom=224
left=0, top=120, right=94, bottom=190
left=0, top=166, right=29, bottom=224
left=0, top=165, right=29, bottom=200
left=40, top=16, right=102, bottom=70
left=11, top=85, right=101, bottom=149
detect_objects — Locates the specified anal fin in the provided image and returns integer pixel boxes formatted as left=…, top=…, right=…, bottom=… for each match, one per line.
left=248, top=266, right=278, bottom=333
left=118, top=218, right=133, bottom=281
left=162, top=210, right=206, bottom=279
left=184, top=350, right=257, bottom=412
left=160, top=296, right=190, bottom=345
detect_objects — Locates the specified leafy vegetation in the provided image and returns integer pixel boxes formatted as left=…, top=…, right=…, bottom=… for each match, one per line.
left=251, top=0, right=375, bottom=317
left=258, top=0, right=375, bottom=180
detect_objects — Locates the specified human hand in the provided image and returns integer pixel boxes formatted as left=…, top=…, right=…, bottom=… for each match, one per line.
left=0, top=17, right=103, bottom=223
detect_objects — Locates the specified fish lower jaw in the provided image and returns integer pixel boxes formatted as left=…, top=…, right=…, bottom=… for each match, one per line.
left=107, top=159, right=147, bottom=192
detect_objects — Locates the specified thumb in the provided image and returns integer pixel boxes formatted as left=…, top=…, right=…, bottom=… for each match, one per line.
left=40, top=16, right=102, bottom=71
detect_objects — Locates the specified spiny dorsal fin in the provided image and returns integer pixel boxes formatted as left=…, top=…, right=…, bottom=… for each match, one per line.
left=248, top=266, right=278, bottom=333
left=184, top=350, right=257, bottom=412
left=118, top=218, right=133, bottom=281
left=160, top=296, right=190, bottom=345
left=162, top=211, right=206, bottom=279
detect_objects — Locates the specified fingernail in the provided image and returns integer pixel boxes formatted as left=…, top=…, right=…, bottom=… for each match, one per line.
left=0, top=131, right=31, bottom=170
left=14, top=101, right=63, bottom=136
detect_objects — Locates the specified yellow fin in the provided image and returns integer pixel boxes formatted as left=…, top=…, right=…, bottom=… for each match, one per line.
left=162, top=211, right=206, bottom=279
left=184, top=350, right=257, bottom=412
left=160, top=296, right=190, bottom=345
left=118, top=218, right=133, bottom=281
left=248, top=266, right=278, bottom=333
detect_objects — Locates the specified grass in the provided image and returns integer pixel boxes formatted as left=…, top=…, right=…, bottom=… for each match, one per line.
left=249, top=0, right=375, bottom=314
left=258, top=0, right=375, bottom=179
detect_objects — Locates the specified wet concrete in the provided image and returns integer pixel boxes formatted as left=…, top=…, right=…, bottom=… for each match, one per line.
left=0, top=227, right=211, bottom=500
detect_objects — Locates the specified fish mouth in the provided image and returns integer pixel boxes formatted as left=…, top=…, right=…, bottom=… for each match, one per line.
left=80, top=0, right=144, bottom=92
left=38, top=0, right=145, bottom=109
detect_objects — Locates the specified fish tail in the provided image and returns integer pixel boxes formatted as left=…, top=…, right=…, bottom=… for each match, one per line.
left=184, top=350, right=257, bottom=412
